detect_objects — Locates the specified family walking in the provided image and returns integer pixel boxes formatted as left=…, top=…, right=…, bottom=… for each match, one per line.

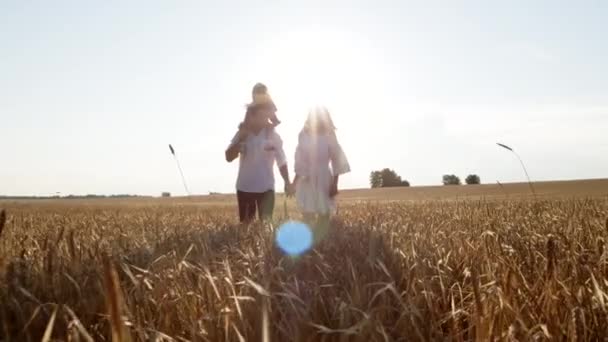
left=225, top=83, right=350, bottom=231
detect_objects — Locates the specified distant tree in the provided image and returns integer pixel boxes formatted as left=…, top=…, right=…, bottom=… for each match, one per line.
left=442, top=174, right=461, bottom=186
left=370, top=168, right=410, bottom=188
left=370, top=171, right=383, bottom=188
left=465, top=174, right=481, bottom=185
left=380, top=168, right=402, bottom=187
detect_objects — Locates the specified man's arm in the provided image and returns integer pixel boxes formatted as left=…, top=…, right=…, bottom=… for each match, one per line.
left=279, top=164, right=294, bottom=196
left=225, top=143, right=240, bottom=162
left=225, top=129, right=247, bottom=162
left=272, top=131, right=291, bottom=193
left=279, top=164, right=290, bottom=184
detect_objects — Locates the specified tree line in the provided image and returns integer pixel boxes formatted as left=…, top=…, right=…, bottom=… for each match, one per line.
left=370, top=168, right=481, bottom=188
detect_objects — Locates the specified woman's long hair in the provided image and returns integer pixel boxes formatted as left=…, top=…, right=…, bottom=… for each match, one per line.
left=302, top=106, right=336, bottom=135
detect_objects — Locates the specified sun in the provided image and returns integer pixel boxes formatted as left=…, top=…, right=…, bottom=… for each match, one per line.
left=253, top=28, right=381, bottom=127
left=271, top=30, right=351, bottom=105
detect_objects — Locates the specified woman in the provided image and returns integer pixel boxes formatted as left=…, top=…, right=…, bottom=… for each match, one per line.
left=292, top=106, right=350, bottom=239
left=225, top=102, right=290, bottom=223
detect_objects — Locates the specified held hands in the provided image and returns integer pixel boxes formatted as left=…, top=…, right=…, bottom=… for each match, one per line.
left=284, top=182, right=296, bottom=197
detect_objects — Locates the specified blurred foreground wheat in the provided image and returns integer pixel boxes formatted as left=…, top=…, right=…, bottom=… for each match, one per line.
left=1, top=199, right=607, bottom=341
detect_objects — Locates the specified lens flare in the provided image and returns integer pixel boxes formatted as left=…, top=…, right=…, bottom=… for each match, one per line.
left=275, top=221, right=313, bottom=256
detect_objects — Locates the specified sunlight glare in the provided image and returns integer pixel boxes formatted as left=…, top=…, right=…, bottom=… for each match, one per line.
left=259, top=29, right=372, bottom=113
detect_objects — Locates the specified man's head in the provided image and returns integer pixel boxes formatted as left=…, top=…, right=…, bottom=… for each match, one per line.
left=244, top=103, right=274, bottom=131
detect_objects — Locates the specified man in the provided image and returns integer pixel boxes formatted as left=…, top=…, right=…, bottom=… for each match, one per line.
left=225, top=103, right=290, bottom=223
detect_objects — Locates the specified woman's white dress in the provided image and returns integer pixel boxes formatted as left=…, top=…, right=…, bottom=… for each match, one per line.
left=294, top=131, right=350, bottom=215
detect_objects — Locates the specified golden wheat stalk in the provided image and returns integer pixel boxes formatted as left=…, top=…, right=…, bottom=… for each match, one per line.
left=41, top=305, right=58, bottom=342
left=546, top=235, right=556, bottom=280
left=496, top=142, right=537, bottom=197
left=0, top=209, right=6, bottom=239
left=103, top=255, right=132, bottom=342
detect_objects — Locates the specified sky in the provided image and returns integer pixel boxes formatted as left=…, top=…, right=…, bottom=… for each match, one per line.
left=1, top=0, right=607, bottom=196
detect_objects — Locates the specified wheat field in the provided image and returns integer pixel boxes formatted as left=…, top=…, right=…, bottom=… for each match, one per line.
left=1, top=182, right=608, bottom=341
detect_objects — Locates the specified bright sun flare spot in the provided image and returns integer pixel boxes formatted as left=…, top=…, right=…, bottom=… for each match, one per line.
left=257, top=29, right=378, bottom=121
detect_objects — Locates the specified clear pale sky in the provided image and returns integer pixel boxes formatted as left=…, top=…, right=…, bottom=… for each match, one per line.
left=1, top=1, right=607, bottom=196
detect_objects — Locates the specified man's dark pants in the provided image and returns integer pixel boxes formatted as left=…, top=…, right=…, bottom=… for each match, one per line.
left=236, top=190, right=275, bottom=223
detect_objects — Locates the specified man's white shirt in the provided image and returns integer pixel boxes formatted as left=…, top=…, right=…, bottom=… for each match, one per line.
left=229, top=128, right=287, bottom=193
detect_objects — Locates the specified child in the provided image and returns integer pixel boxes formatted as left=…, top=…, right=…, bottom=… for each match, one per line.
left=252, top=83, right=280, bottom=126
left=238, top=82, right=280, bottom=131
left=292, top=106, right=350, bottom=242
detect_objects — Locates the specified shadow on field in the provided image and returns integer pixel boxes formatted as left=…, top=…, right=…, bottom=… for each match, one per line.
left=260, top=218, right=422, bottom=341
